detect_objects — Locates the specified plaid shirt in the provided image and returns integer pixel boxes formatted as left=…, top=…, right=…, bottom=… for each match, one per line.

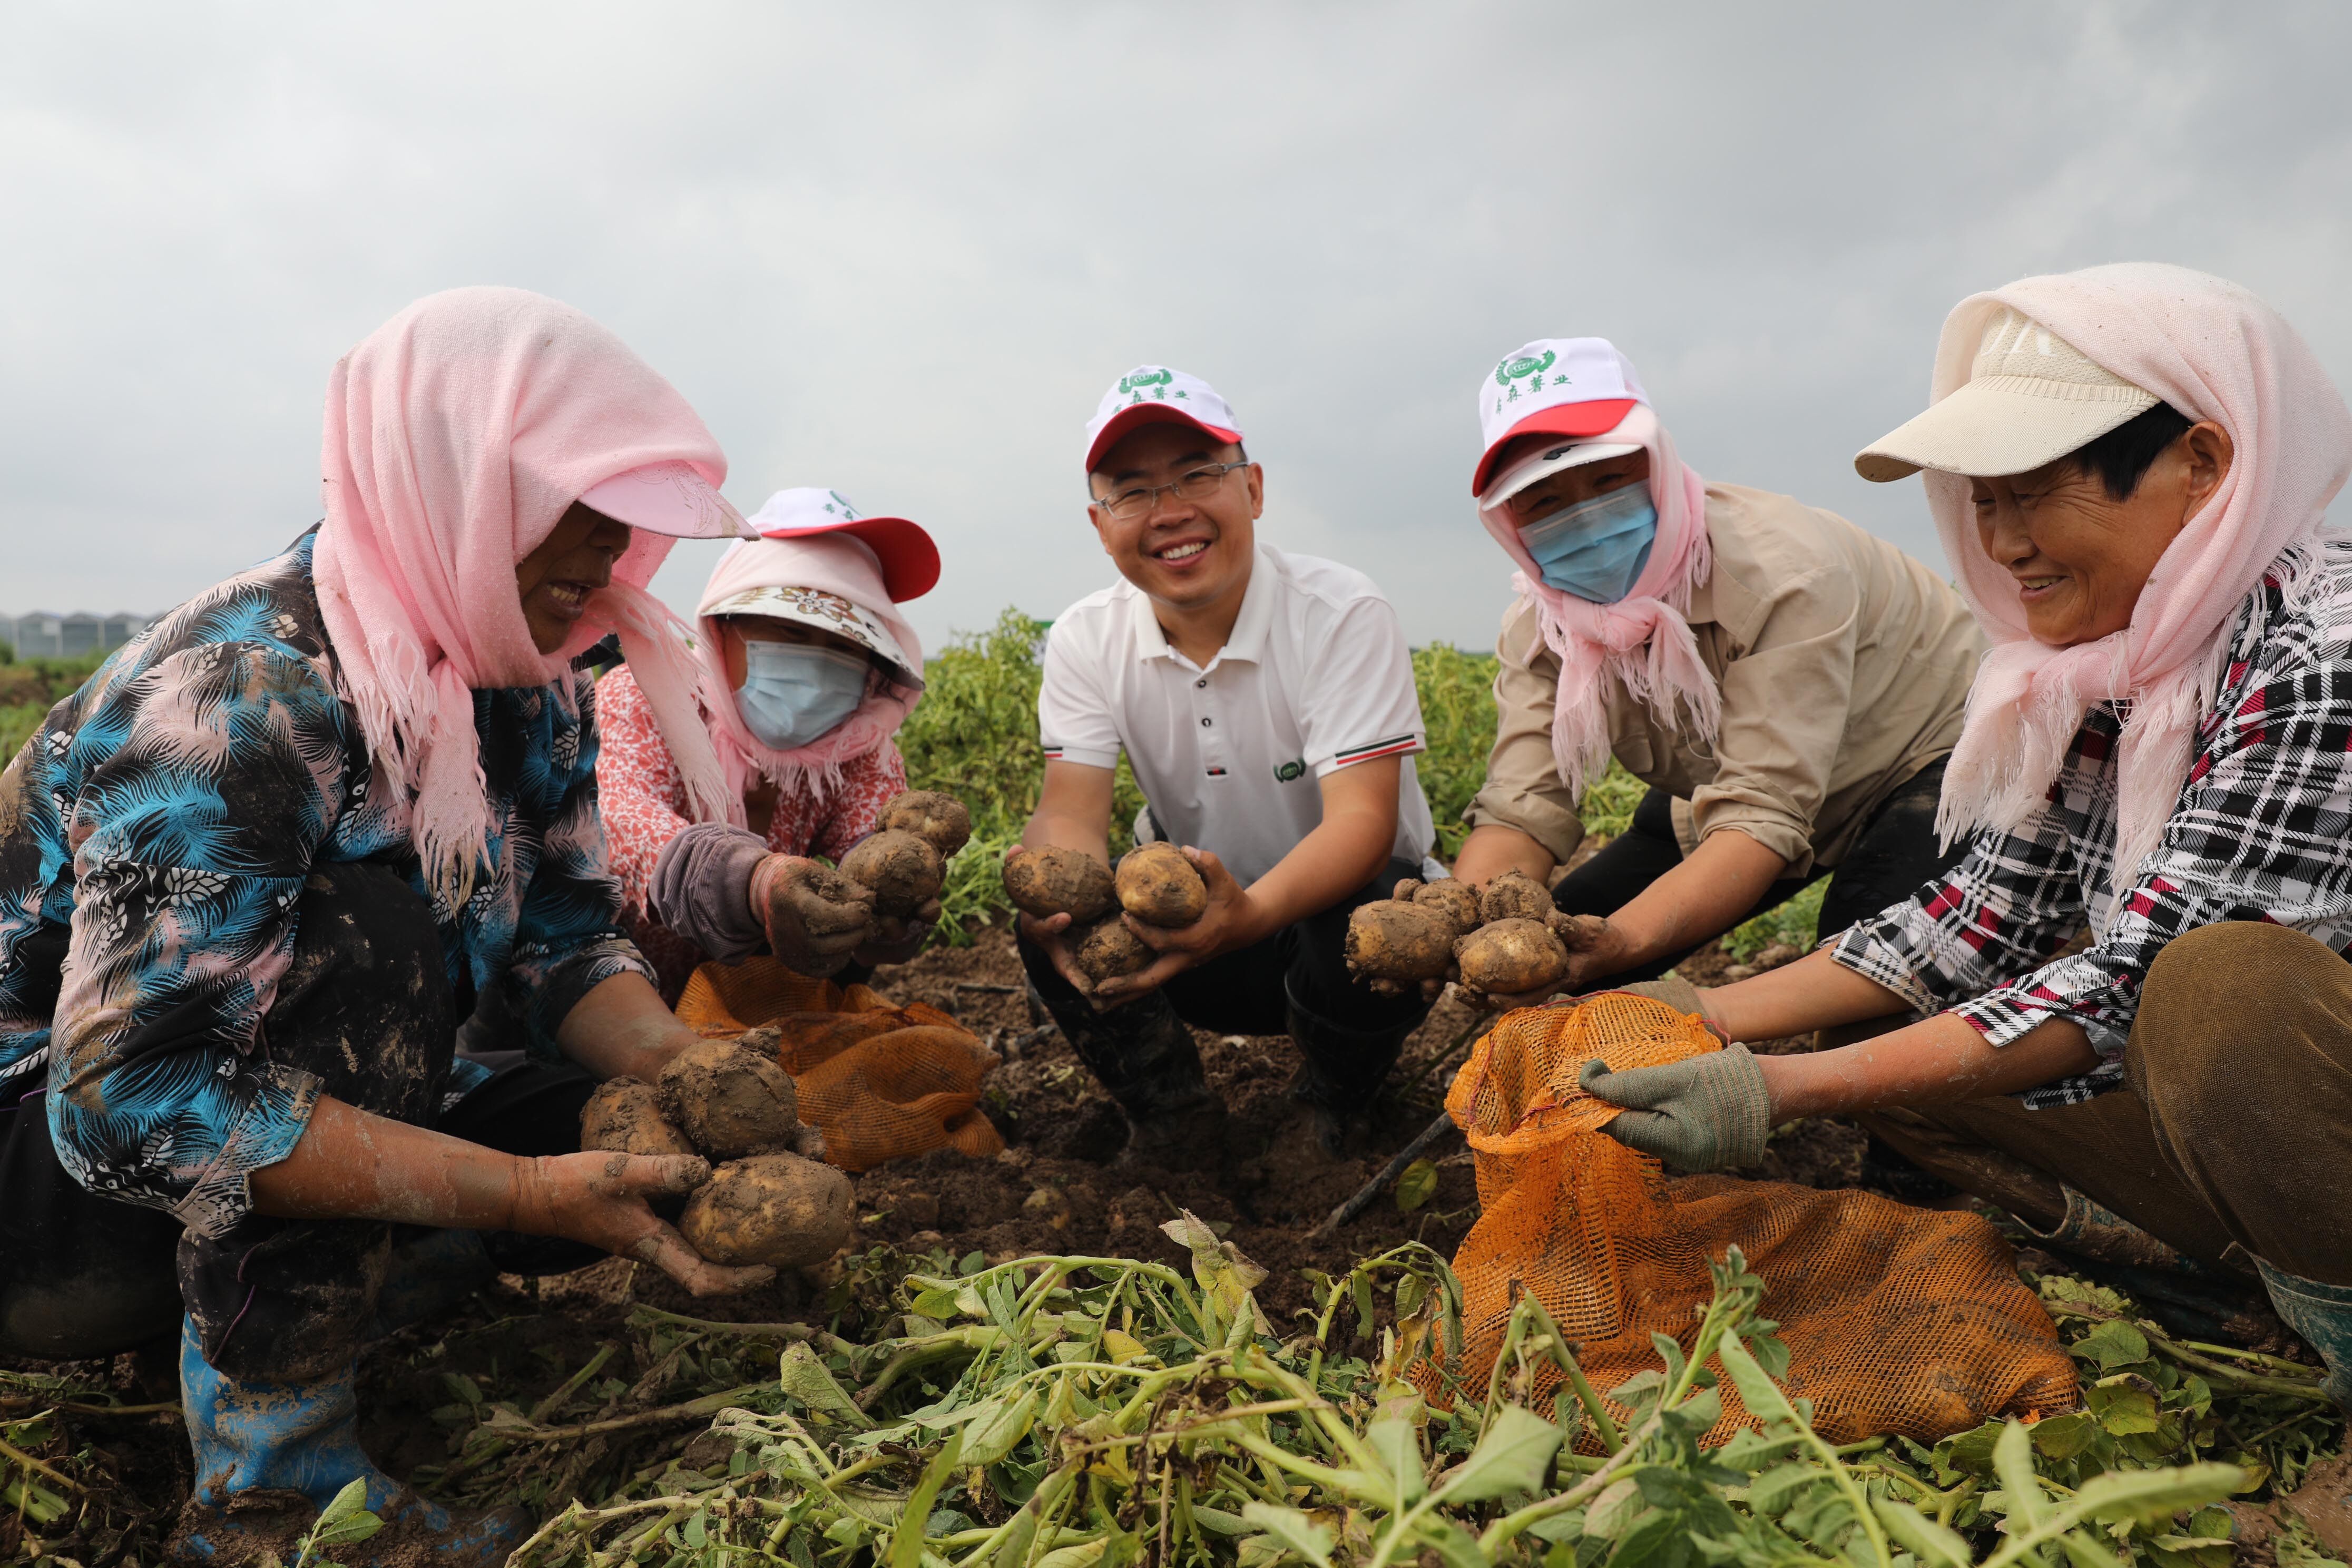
left=1831, top=540, right=2352, bottom=1108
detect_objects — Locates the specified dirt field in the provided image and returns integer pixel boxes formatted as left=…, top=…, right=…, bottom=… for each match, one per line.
left=0, top=924, right=1996, bottom=1561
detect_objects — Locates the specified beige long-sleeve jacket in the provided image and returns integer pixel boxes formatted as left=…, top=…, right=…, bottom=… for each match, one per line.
left=1465, top=483, right=1987, bottom=878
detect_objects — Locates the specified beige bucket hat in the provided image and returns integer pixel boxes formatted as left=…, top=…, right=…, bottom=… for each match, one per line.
left=1855, top=308, right=2158, bottom=482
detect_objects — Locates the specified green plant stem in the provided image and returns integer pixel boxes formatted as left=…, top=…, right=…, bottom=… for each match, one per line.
left=0, top=1438, right=80, bottom=1492
left=496, top=1381, right=772, bottom=1443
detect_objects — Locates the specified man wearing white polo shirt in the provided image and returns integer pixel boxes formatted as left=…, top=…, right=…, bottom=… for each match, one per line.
left=1004, top=366, right=1437, bottom=1167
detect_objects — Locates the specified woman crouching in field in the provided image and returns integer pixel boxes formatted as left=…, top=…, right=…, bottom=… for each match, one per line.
left=0, top=288, right=774, bottom=1561
left=595, top=491, right=940, bottom=1001
left=1577, top=264, right=2352, bottom=1410
left=1447, top=336, right=1988, bottom=1003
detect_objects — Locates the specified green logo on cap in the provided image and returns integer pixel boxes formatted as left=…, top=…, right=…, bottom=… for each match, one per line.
left=1120, top=368, right=1173, bottom=396
left=1495, top=348, right=1556, bottom=388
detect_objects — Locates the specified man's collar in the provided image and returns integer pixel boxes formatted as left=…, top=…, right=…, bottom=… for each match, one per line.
left=1126, top=546, right=1271, bottom=669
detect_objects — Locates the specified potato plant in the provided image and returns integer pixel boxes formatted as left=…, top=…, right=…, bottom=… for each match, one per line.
left=492, top=1239, right=2263, bottom=1568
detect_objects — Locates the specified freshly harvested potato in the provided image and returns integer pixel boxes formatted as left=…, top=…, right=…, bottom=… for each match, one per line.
left=1479, top=868, right=1555, bottom=925
left=1074, top=916, right=1155, bottom=989
left=1402, top=877, right=1482, bottom=936
left=880, top=790, right=971, bottom=858
left=658, top=1037, right=801, bottom=1160
left=1345, top=900, right=1456, bottom=994
left=677, top=1153, right=854, bottom=1269
left=839, top=829, right=946, bottom=918
left=579, top=1076, right=698, bottom=1159
left=1116, top=842, right=1208, bottom=927
left=1453, top=917, right=1572, bottom=996
left=1002, top=846, right=1119, bottom=924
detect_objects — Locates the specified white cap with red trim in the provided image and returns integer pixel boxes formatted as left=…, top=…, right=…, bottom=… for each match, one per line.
left=577, top=459, right=756, bottom=539
left=740, top=487, right=941, bottom=602
left=1083, top=366, right=1243, bottom=473
left=1471, top=338, right=1650, bottom=498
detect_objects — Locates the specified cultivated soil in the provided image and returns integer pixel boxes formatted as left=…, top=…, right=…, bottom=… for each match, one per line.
left=5, top=917, right=2317, bottom=1563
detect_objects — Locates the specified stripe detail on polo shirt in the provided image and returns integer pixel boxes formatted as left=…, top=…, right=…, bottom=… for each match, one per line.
left=1332, top=733, right=1424, bottom=766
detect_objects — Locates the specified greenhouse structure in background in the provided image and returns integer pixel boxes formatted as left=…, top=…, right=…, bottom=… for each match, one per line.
left=5, top=610, right=148, bottom=659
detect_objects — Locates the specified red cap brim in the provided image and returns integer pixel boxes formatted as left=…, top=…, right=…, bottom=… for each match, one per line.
left=1084, top=405, right=1244, bottom=474
left=753, top=514, right=941, bottom=601
left=1471, top=399, right=1641, bottom=496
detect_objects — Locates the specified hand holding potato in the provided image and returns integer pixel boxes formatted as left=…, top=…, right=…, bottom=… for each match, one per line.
left=1092, top=847, right=1255, bottom=1005
left=750, top=854, right=875, bottom=977
left=508, top=1150, right=777, bottom=1297
left=852, top=902, right=943, bottom=967
left=1456, top=910, right=1616, bottom=1012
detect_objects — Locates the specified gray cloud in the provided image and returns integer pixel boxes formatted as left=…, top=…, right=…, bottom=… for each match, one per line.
left=4, top=2, right=2348, bottom=655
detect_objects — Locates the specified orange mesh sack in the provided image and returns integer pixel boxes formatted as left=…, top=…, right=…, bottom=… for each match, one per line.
left=675, top=956, right=1004, bottom=1173
left=1416, top=993, right=2078, bottom=1444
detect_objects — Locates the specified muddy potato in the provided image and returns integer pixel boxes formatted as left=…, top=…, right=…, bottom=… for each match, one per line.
left=1345, top=900, right=1456, bottom=991
left=1407, top=878, right=1483, bottom=936
left=579, top=1077, right=698, bottom=1160
left=1074, top=916, right=1155, bottom=989
left=1002, top=846, right=1118, bottom=924
left=1454, top=917, right=1571, bottom=996
left=676, top=1153, right=855, bottom=1269
left=1479, top=868, right=1555, bottom=925
left=839, top=829, right=945, bottom=918
left=880, top=790, right=971, bottom=858
left=657, top=1037, right=801, bottom=1160
left=1115, top=842, right=1208, bottom=927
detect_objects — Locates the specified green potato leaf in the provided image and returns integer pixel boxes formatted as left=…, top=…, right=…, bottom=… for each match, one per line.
left=1436, top=1404, right=1564, bottom=1503
left=1395, top=1159, right=1440, bottom=1213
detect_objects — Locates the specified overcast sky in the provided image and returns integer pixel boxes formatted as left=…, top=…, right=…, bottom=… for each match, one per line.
left=6, top=2, right=2348, bottom=655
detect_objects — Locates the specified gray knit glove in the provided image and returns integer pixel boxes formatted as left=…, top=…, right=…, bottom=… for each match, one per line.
left=1577, top=1042, right=1771, bottom=1172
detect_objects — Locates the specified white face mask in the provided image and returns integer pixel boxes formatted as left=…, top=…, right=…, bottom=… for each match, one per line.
left=733, top=641, right=870, bottom=750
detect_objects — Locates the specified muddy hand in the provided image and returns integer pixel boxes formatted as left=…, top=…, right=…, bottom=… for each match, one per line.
left=512, top=1151, right=776, bottom=1296
left=1015, top=907, right=1094, bottom=996
left=855, top=897, right=942, bottom=967
left=1093, top=848, right=1249, bottom=1005
left=751, top=855, right=876, bottom=977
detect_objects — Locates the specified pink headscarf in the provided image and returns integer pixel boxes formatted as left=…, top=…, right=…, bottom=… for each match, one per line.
left=690, top=533, right=925, bottom=816
left=313, top=287, right=734, bottom=902
left=1921, top=264, right=2352, bottom=887
left=1479, top=403, right=1720, bottom=798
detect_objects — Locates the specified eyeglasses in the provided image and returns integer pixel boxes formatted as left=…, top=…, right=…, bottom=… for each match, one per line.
left=1089, top=460, right=1250, bottom=521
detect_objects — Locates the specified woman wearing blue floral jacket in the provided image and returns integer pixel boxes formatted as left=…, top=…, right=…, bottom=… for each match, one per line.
left=0, top=288, right=770, bottom=1561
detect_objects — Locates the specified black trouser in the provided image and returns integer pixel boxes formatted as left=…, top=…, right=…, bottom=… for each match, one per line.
left=1016, top=857, right=1431, bottom=1116
left=1552, top=759, right=1963, bottom=984
left=0, top=859, right=600, bottom=1381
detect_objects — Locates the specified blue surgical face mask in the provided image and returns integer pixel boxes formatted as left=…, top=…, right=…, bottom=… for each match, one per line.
left=734, top=641, right=871, bottom=750
left=1515, top=483, right=1659, bottom=603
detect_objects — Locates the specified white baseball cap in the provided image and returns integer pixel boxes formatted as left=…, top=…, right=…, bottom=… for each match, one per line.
left=1083, top=366, right=1243, bottom=473
left=1855, top=308, right=2159, bottom=482
left=1473, top=338, right=1650, bottom=498
left=740, top=486, right=940, bottom=600
left=577, top=460, right=756, bottom=539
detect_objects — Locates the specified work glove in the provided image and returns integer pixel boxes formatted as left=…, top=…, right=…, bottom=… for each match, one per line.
left=748, top=855, right=875, bottom=977
left=1577, top=1042, right=1770, bottom=1172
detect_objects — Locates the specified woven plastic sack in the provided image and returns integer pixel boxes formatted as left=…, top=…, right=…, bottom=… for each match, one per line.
left=675, top=956, right=1004, bottom=1173
left=1416, top=992, right=2078, bottom=1444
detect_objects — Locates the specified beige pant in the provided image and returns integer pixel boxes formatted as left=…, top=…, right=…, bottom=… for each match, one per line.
left=1835, top=922, right=2352, bottom=1286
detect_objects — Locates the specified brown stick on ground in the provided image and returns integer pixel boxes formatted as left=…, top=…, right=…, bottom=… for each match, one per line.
left=1308, top=1109, right=1462, bottom=1240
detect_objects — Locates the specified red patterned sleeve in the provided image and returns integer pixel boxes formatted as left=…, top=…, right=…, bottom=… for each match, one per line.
left=811, top=741, right=911, bottom=861
left=592, top=668, right=694, bottom=919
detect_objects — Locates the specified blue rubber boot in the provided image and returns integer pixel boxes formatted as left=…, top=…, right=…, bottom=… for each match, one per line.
left=172, top=1317, right=528, bottom=1564
left=2257, top=1260, right=2352, bottom=1414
